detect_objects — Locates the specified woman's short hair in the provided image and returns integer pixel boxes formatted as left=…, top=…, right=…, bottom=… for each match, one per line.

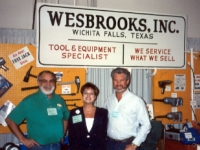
left=80, top=82, right=99, bottom=97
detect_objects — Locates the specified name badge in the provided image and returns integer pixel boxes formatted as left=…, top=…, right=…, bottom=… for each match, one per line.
left=47, top=108, right=57, bottom=116
left=110, top=111, right=119, bottom=118
left=72, top=115, right=82, bottom=123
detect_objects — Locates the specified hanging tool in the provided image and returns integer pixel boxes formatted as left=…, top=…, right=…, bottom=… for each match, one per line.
left=21, top=86, right=38, bottom=91
left=153, top=97, right=183, bottom=106
left=0, top=57, right=9, bottom=71
left=154, top=111, right=182, bottom=122
left=158, top=80, right=172, bottom=94
left=57, top=76, right=80, bottom=93
left=75, top=76, right=80, bottom=93
left=23, top=66, right=37, bottom=82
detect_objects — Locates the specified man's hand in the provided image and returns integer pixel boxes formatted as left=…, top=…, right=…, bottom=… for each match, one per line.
left=21, top=138, right=40, bottom=148
left=5, top=118, right=39, bottom=148
left=125, top=143, right=137, bottom=150
left=60, top=136, right=65, bottom=144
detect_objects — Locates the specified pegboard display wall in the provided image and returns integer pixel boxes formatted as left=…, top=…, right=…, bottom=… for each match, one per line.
left=152, top=52, right=200, bottom=124
left=0, top=44, right=86, bottom=134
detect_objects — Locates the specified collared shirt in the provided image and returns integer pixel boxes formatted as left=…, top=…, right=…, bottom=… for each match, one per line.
left=8, top=89, right=70, bottom=145
left=105, top=89, right=151, bottom=146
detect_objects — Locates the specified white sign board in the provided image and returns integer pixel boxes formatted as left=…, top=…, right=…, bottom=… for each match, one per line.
left=37, top=3, right=186, bottom=68
left=8, top=46, right=34, bottom=69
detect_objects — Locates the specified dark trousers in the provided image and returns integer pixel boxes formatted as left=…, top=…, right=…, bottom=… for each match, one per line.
left=107, top=137, right=139, bottom=150
left=28, top=143, right=61, bottom=150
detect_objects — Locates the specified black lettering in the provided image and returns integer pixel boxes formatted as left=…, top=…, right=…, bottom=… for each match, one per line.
left=168, top=20, right=176, bottom=33
left=159, top=20, right=168, bottom=33
left=47, top=11, right=63, bottom=26
left=138, top=19, right=147, bottom=31
left=118, top=17, right=127, bottom=30
left=85, top=14, right=95, bottom=28
left=106, top=16, right=116, bottom=30
left=154, top=19, right=168, bottom=33
left=65, top=12, right=75, bottom=27
left=76, top=13, right=84, bottom=27
left=96, top=15, right=106, bottom=29
left=128, top=18, right=138, bottom=31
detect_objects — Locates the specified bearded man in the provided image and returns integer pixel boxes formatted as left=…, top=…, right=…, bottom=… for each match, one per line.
left=6, top=70, right=69, bottom=150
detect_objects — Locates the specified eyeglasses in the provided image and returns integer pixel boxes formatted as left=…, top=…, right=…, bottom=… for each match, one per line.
left=39, top=79, right=55, bottom=84
left=83, top=92, right=95, bottom=96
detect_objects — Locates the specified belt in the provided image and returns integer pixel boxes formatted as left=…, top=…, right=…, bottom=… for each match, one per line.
left=108, top=136, right=134, bottom=143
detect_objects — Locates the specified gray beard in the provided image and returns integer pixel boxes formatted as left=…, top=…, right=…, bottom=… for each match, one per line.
left=114, top=88, right=126, bottom=93
left=40, top=86, right=55, bottom=95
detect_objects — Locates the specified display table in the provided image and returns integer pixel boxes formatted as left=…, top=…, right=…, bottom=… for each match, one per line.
left=165, top=139, right=197, bottom=150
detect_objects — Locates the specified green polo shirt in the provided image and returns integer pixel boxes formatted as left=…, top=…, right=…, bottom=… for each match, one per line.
left=8, top=90, right=69, bottom=145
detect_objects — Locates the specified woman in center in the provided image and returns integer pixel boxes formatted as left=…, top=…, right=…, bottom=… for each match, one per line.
left=68, top=82, right=108, bottom=150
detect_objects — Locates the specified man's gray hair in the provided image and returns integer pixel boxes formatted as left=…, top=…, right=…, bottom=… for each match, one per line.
left=37, top=70, right=56, bottom=81
left=111, top=67, right=131, bottom=80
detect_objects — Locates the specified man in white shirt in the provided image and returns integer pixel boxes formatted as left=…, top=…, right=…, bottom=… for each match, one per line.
left=105, top=67, right=151, bottom=150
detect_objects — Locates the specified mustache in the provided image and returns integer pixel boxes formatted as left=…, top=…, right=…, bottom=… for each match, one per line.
left=115, top=88, right=126, bottom=93
left=43, top=86, right=53, bottom=88
left=115, top=85, right=127, bottom=88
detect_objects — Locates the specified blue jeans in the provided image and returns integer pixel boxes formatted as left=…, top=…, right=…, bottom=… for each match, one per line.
left=28, top=143, right=61, bottom=150
left=107, top=137, right=139, bottom=150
